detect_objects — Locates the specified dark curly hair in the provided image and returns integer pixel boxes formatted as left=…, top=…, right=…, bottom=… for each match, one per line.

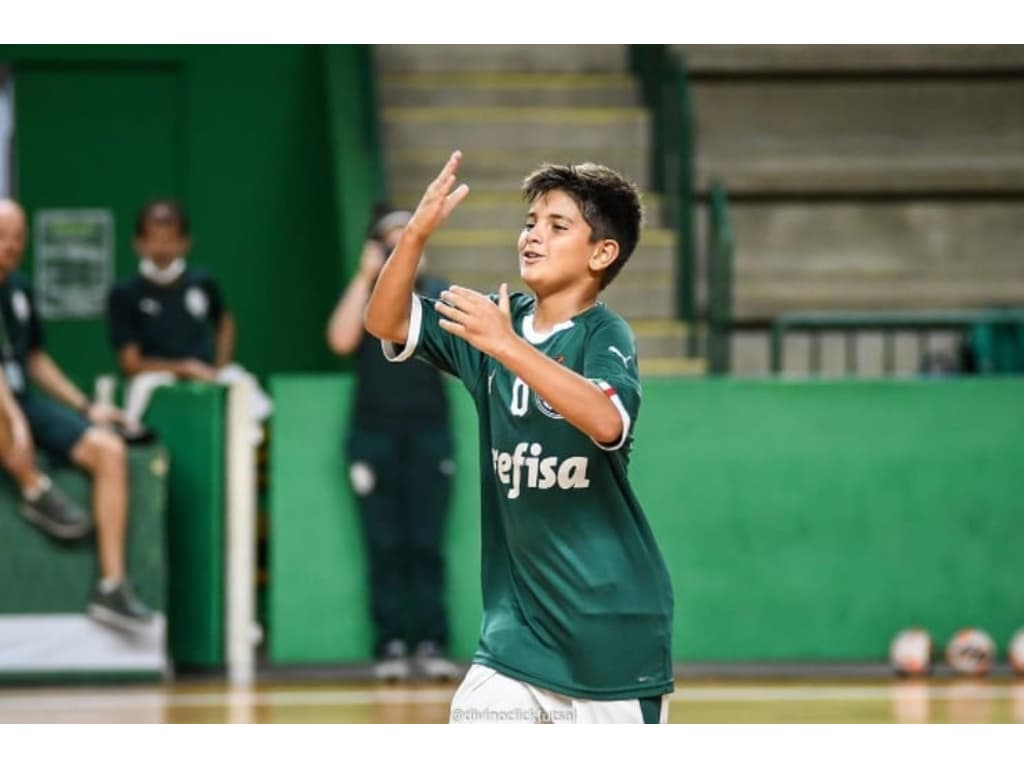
left=521, top=162, right=644, bottom=289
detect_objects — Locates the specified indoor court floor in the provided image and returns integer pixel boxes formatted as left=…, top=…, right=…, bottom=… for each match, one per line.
left=2, top=678, right=1022, bottom=724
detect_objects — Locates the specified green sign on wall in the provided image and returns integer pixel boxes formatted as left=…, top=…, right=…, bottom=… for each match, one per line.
left=33, top=208, right=114, bottom=319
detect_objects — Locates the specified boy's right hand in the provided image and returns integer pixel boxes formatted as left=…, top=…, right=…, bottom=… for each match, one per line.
left=406, top=151, right=470, bottom=242
left=178, top=359, right=218, bottom=381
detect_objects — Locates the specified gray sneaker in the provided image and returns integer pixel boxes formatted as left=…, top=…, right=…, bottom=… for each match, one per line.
left=414, top=640, right=460, bottom=681
left=20, top=482, right=92, bottom=540
left=373, top=638, right=412, bottom=682
left=87, top=581, right=154, bottom=632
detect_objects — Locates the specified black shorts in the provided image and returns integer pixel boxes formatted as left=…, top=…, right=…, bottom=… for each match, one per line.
left=17, top=392, right=91, bottom=466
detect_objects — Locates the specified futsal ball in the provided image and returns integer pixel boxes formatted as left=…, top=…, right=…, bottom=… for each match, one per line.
left=889, top=628, right=932, bottom=676
left=1009, top=629, right=1024, bottom=674
left=946, top=628, right=995, bottom=676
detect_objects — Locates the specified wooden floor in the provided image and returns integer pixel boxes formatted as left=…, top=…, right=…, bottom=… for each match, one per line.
left=2, top=679, right=1023, bottom=723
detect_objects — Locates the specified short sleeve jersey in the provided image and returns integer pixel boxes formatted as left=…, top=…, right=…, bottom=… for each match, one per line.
left=107, top=267, right=225, bottom=364
left=0, top=273, right=45, bottom=395
left=383, top=291, right=674, bottom=701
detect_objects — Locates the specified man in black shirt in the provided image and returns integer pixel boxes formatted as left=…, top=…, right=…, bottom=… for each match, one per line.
left=326, top=207, right=457, bottom=682
left=0, top=199, right=153, bottom=631
left=107, top=200, right=271, bottom=431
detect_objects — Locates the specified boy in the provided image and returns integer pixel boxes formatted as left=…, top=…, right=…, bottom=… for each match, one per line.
left=365, top=152, right=674, bottom=724
left=0, top=198, right=153, bottom=630
left=107, top=200, right=271, bottom=431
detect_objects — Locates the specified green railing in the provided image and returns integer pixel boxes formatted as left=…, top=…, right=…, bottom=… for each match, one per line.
left=629, top=45, right=697, bottom=354
left=706, top=182, right=735, bottom=374
left=770, top=309, right=1024, bottom=376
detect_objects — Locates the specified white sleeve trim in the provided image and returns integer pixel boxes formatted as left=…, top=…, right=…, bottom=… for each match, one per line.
left=590, top=378, right=632, bottom=452
left=381, top=295, right=423, bottom=363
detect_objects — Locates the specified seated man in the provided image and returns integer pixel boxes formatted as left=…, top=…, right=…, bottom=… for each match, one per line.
left=0, top=198, right=153, bottom=631
left=107, top=199, right=271, bottom=432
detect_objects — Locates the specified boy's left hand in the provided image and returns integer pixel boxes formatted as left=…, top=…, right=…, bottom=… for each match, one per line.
left=436, top=283, right=516, bottom=358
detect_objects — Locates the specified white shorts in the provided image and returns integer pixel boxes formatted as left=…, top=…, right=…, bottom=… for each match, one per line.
left=449, top=664, right=669, bottom=725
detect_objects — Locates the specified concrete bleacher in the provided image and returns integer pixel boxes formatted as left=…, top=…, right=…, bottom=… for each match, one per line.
left=677, top=44, right=1024, bottom=375
left=376, top=44, right=702, bottom=376
left=375, top=45, right=1024, bottom=377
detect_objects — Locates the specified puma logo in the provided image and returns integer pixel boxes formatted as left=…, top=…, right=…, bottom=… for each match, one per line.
left=608, top=345, right=633, bottom=367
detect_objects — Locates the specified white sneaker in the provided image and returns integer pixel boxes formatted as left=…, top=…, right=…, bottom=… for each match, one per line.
left=373, top=639, right=411, bottom=682
left=414, top=640, right=460, bottom=681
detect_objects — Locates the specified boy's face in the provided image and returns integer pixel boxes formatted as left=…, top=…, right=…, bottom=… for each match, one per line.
left=517, top=190, right=611, bottom=295
left=0, top=203, right=27, bottom=280
left=134, top=222, right=190, bottom=268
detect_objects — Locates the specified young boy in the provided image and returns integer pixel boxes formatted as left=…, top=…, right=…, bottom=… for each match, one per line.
left=365, top=151, right=675, bottom=724
left=107, top=200, right=271, bottom=433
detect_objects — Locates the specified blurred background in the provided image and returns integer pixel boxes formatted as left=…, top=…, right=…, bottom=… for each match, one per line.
left=0, top=43, right=1022, bottom=723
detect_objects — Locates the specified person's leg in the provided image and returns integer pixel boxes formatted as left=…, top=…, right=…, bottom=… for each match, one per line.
left=403, top=426, right=455, bottom=677
left=347, top=427, right=408, bottom=677
left=69, top=426, right=153, bottom=630
left=10, top=394, right=91, bottom=539
left=70, top=428, right=128, bottom=582
left=124, top=372, right=177, bottom=424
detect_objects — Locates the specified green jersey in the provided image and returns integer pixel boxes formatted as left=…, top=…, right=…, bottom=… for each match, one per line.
left=384, top=291, right=674, bottom=700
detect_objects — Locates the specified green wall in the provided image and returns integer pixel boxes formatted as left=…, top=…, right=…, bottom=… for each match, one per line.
left=0, top=45, right=354, bottom=385
left=269, top=376, right=1024, bottom=664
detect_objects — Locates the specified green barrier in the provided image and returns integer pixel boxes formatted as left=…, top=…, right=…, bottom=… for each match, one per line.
left=0, top=443, right=168, bottom=614
left=0, top=442, right=168, bottom=680
left=144, top=383, right=226, bottom=668
left=269, top=375, right=1024, bottom=663
left=268, top=375, right=482, bottom=662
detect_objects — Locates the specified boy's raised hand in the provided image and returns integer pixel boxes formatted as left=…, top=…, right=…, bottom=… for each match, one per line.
left=407, top=151, right=470, bottom=241
left=436, top=282, right=515, bottom=358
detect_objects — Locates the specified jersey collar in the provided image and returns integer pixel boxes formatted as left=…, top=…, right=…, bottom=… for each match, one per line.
left=522, top=313, right=575, bottom=344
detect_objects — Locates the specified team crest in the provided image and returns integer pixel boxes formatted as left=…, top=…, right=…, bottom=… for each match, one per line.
left=534, top=391, right=563, bottom=420
left=535, top=354, right=567, bottom=419
left=185, top=287, right=209, bottom=319
left=11, top=290, right=30, bottom=323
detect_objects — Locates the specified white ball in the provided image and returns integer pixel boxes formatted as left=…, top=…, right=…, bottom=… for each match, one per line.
left=946, top=628, right=995, bottom=676
left=890, top=628, right=932, bottom=676
left=1009, top=629, right=1024, bottom=675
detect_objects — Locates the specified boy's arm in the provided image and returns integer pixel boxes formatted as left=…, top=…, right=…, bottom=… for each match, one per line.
left=116, top=345, right=217, bottom=380
left=215, top=311, right=235, bottom=369
left=365, top=151, right=469, bottom=345
left=435, top=284, right=625, bottom=446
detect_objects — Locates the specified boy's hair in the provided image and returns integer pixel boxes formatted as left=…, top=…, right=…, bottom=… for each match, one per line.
left=135, top=199, right=189, bottom=238
left=521, top=162, right=644, bottom=289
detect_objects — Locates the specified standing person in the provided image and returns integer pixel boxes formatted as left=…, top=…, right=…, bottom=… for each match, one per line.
left=107, top=199, right=271, bottom=434
left=365, top=153, right=675, bottom=724
left=327, top=206, right=458, bottom=682
left=0, top=198, right=153, bottom=631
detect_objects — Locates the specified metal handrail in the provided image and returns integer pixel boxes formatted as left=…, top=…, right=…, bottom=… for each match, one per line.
left=770, top=309, right=1024, bottom=375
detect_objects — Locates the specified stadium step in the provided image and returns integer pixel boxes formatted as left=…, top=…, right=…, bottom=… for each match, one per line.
left=375, top=44, right=699, bottom=373
left=375, top=45, right=631, bottom=74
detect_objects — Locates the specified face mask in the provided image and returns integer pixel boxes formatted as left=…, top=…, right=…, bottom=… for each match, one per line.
left=140, top=257, right=186, bottom=285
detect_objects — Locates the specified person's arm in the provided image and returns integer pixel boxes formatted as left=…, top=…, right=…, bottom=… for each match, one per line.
left=28, top=349, right=138, bottom=426
left=365, top=151, right=469, bottom=345
left=327, top=240, right=386, bottom=355
left=116, top=345, right=217, bottom=381
left=433, top=284, right=624, bottom=445
left=26, top=349, right=92, bottom=413
left=215, top=311, right=235, bottom=369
